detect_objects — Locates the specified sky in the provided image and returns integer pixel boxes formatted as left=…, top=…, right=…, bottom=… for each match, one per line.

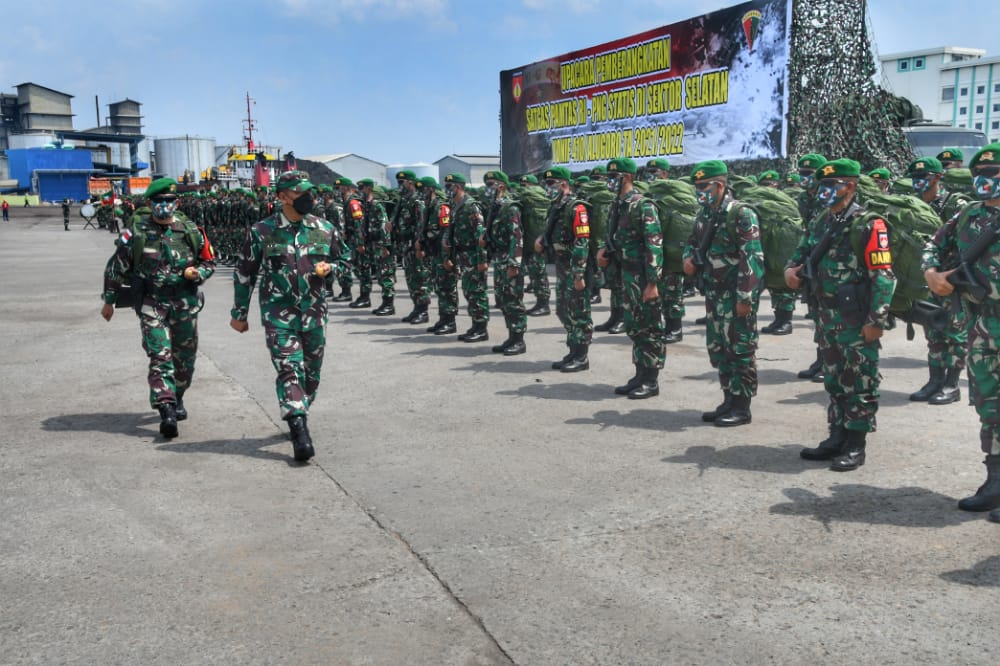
left=1, top=0, right=996, bottom=166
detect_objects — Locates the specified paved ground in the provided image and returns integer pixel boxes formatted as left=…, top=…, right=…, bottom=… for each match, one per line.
left=1, top=212, right=997, bottom=665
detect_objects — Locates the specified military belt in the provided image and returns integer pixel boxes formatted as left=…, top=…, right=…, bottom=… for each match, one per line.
left=147, top=281, right=196, bottom=299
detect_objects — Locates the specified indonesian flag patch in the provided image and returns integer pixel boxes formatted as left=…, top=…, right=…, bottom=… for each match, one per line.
left=572, top=204, right=590, bottom=239
left=865, top=218, right=892, bottom=270
left=120, top=228, right=133, bottom=245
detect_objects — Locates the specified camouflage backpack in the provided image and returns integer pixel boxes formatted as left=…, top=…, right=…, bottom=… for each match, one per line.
left=578, top=180, right=614, bottom=254
left=737, top=186, right=804, bottom=290
left=517, top=185, right=551, bottom=252
left=646, top=179, right=698, bottom=274
left=943, top=168, right=975, bottom=197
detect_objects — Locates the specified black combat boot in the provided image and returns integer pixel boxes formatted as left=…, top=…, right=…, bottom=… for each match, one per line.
left=552, top=348, right=575, bottom=370
left=990, top=508, right=1000, bottom=523
left=401, top=305, right=419, bottom=323
left=595, top=308, right=623, bottom=333
left=434, top=317, right=457, bottom=335
left=798, top=348, right=823, bottom=379
left=715, top=395, right=752, bottom=427
left=928, top=367, right=962, bottom=405
left=694, top=315, right=708, bottom=325
left=615, top=366, right=643, bottom=395
left=158, top=403, right=178, bottom=438
left=560, top=344, right=590, bottom=372
left=830, top=430, right=866, bottom=471
left=761, top=310, right=793, bottom=335
left=287, top=415, right=315, bottom=462
left=349, top=294, right=371, bottom=309
left=409, top=303, right=429, bottom=325
left=958, top=455, right=1000, bottom=511
left=492, top=335, right=513, bottom=353
left=910, top=366, right=945, bottom=401
left=799, top=425, right=847, bottom=460
left=503, top=331, right=526, bottom=356
left=331, top=287, right=352, bottom=302
left=590, top=292, right=602, bottom=305
left=174, top=392, right=188, bottom=421
left=628, top=367, right=660, bottom=400
left=664, top=318, right=683, bottom=344
left=373, top=296, right=395, bottom=316
left=527, top=296, right=550, bottom=316
left=701, top=392, right=733, bottom=422
left=461, top=321, right=489, bottom=343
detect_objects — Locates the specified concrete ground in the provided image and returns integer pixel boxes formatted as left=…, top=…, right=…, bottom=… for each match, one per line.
left=0, top=211, right=996, bottom=665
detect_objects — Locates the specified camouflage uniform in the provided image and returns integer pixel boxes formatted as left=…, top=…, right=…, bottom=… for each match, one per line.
left=103, top=212, right=214, bottom=410
left=444, top=188, right=489, bottom=334
left=486, top=189, right=526, bottom=344
left=396, top=186, right=431, bottom=316
left=542, top=181, right=592, bottom=361
left=418, top=179, right=458, bottom=332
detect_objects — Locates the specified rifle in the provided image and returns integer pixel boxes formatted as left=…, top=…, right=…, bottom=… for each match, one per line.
left=540, top=200, right=563, bottom=262
left=944, top=208, right=1000, bottom=311
left=799, top=210, right=852, bottom=308
left=690, top=210, right=721, bottom=293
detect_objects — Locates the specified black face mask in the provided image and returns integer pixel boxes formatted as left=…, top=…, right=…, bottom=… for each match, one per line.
left=292, top=192, right=314, bottom=215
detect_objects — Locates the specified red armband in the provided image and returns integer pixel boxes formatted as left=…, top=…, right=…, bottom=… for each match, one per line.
left=349, top=199, right=364, bottom=220
left=572, top=204, right=590, bottom=239
left=439, top=204, right=451, bottom=228
left=864, top=217, right=892, bottom=270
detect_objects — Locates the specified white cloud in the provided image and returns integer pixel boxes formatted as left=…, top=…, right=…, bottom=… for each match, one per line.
left=281, top=0, right=450, bottom=24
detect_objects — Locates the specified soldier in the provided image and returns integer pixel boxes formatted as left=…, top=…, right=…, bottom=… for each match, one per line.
left=415, top=176, right=458, bottom=335
left=357, top=179, right=394, bottom=316
left=100, top=178, right=215, bottom=438
left=334, top=177, right=362, bottom=304
left=787, top=158, right=897, bottom=471
left=906, top=156, right=971, bottom=405
left=795, top=153, right=829, bottom=381
left=598, top=158, right=664, bottom=398
left=96, top=192, right=114, bottom=231
left=61, top=198, right=70, bottom=231
left=483, top=170, right=527, bottom=355
left=229, top=171, right=351, bottom=462
left=394, top=171, right=431, bottom=324
left=937, top=148, right=964, bottom=170
left=868, top=168, right=892, bottom=194
left=758, top=170, right=781, bottom=188
left=593, top=163, right=627, bottom=335
left=683, top=160, right=764, bottom=427
left=644, top=157, right=686, bottom=344
left=923, top=143, right=1000, bottom=520
left=442, top=173, right=490, bottom=342
left=534, top=166, right=592, bottom=372
left=520, top=174, right=551, bottom=316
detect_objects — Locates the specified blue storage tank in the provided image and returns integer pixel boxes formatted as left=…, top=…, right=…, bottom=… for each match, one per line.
left=6, top=147, right=94, bottom=201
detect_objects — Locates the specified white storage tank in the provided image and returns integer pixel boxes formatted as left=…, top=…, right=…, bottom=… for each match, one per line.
left=153, top=135, right=217, bottom=183
left=385, top=163, right=437, bottom=184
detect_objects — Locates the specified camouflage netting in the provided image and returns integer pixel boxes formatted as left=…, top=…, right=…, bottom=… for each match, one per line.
left=732, top=0, right=915, bottom=178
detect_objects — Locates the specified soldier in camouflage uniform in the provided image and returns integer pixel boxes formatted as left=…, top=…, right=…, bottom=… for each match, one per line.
left=937, top=148, right=964, bottom=170
left=788, top=158, right=897, bottom=471
left=644, top=158, right=686, bottom=344
left=441, top=173, right=489, bottom=342
left=923, top=143, right=1000, bottom=521
left=795, top=153, right=829, bottom=381
left=598, top=158, right=664, bottom=398
left=683, top=160, right=764, bottom=427
left=101, top=178, right=215, bottom=438
left=520, top=174, right=551, bottom=316
left=534, top=166, right=592, bottom=372
left=592, top=164, right=626, bottom=335
left=393, top=171, right=431, bottom=324
left=906, top=156, right=972, bottom=405
left=415, top=177, right=458, bottom=335
left=230, top=171, right=351, bottom=462
left=483, top=170, right=527, bottom=355
left=61, top=198, right=70, bottom=231
left=334, top=178, right=363, bottom=304
left=868, top=168, right=892, bottom=194
left=357, top=179, right=394, bottom=316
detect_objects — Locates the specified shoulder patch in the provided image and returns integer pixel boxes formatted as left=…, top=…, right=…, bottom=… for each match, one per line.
left=439, top=204, right=451, bottom=227
left=119, top=228, right=133, bottom=245
left=865, top=217, right=892, bottom=270
left=573, top=203, right=590, bottom=239
left=349, top=199, right=364, bottom=219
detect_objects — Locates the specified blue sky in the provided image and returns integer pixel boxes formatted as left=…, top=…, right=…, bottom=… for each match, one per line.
left=0, top=0, right=995, bottom=165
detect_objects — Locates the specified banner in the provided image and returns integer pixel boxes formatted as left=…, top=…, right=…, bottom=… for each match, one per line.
left=499, top=0, right=792, bottom=176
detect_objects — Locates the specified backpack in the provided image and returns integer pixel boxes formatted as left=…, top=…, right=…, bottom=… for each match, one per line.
left=854, top=192, right=941, bottom=316
left=579, top=180, right=615, bottom=253
left=517, top=185, right=551, bottom=252
left=737, top=186, right=804, bottom=290
left=646, top=179, right=698, bottom=274
left=943, top=168, right=975, bottom=197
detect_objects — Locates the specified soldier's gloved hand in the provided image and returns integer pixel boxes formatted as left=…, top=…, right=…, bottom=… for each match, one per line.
left=573, top=277, right=586, bottom=292
left=230, top=318, right=249, bottom=333
left=784, top=265, right=803, bottom=290
left=736, top=301, right=752, bottom=317
left=101, top=303, right=114, bottom=322
left=683, top=257, right=697, bottom=276
left=861, top=324, right=883, bottom=343
left=924, top=267, right=955, bottom=297
left=596, top=247, right=609, bottom=268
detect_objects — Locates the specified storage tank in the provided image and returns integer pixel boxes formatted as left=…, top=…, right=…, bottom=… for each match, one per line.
left=153, top=135, right=217, bottom=183
left=385, top=163, right=437, bottom=184
left=8, top=133, right=58, bottom=150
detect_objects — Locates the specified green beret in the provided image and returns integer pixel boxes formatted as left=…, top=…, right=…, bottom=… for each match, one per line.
left=395, top=170, right=417, bottom=181
left=543, top=166, right=572, bottom=182
left=417, top=176, right=439, bottom=190
left=146, top=178, right=179, bottom=199
left=317, top=184, right=333, bottom=193
left=937, top=148, right=964, bottom=162
left=970, top=143, right=1000, bottom=168
left=784, top=173, right=801, bottom=184
left=607, top=157, right=637, bottom=175
left=691, top=160, right=728, bottom=180
left=483, top=170, right=510, bottom=185
left=816, top=158, right=861, bottom=179
left=867, top=168, right=892, bottom=181
left=589, top=165, right=607, bottom=176
left=520, top=174, right=539, bottom=184
left=334, top=177, right=355, bottom=188
left=444, top=173, right=467, bottom=185
left=356, top=178, right=375, bottom=188
left=907, top=157, right=943, bottom=176
left=797, top=154, right=827, bottom=170
left=276, top=170, right=315, bottom=193
left=758, top=170, right=780, bottom=182
left=575, top=176, right=591, bottom=184
left=646, top=158, right=670, bottom=172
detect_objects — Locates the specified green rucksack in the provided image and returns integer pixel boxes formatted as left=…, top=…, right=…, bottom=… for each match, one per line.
left=579, top=180, right=614, bottom=253
left=738, top=186, right=804, bottom=290
left=891, top=177, right=914, bottom=195
left=517, top=185, right=551, bottom=251
left=728, top=174, right=757, bottom=197
left=646, top=179, right=698, bottom=274
left=943, top=168, right=975, bottom=197
left=854, top=192, right=941, bottom=316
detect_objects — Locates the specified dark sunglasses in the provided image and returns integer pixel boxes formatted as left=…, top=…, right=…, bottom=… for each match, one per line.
left=975, top=165, right=1000, bottom=177
left=694, top=180, right=719, bottom=191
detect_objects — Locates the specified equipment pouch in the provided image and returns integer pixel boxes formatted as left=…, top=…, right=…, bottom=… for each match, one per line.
left=836, top=282, right=868, bottom=327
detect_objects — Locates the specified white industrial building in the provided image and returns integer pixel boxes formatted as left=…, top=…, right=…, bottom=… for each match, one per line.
left=880, top=46, right=1000, bottom=142
left=385, top=162, right=436, bottom=183
left=433, top=155, right=500, bottom=186
left=303, top=153, right=388, bottom=186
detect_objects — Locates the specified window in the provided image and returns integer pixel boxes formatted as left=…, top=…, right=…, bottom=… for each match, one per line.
left=995, top=83, right=1000, bottom=93
left=942, top=86, right=955, bottom=102
left=961, top=87, right=969, bottom=96
left=978, top=85, right=986, bottom=95
left=914, top=57, right=925, bottom=70
left=994, top=103, right=1000, bottom=113
left=976, top=122, right=983, bottom=130
left=977, top=105, right=985, bottom=114
left=992, top=121, right=999, bottom=130
left=960, top=106, right=968, bottom=115
left=897, top=59, right=910, bottom=72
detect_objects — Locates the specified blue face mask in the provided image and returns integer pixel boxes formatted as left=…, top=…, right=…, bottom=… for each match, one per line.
left=152, top=200, right=176, bottom=219
left=695, top=182, right=722, bottom=208
left=974, top=174, right=1000, bottom=201
left=800, top=174, right=815, bottom=190
left=911, top=176, right=933, bottom=195
left=816, top=180, right=852, bottom=208
left=606, top=177, right=620, bottom=193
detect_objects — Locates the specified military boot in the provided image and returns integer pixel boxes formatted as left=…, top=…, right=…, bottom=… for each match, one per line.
left=373, top=296, right=395, bottom=316
left=409, top=304, right=429, bottom=325
left=715, top=395, right=752, bottom=427
left=910, top=366, right=945, bottom=401
left=492, top=335, right=514, bottom=353
left=590, top=292, right=602, bottom=305
left=614, top=366, right=643, bottom=395
left=628, top=367, right=660, bottom=399
left=664, top=318, right=683, bottom=344
left=701, top=392, right=733, bottom=422
left=551, top=348, right=575, bottom=370
left=461, top=321, right=489, bottom=343
left=830, top=430, right=866, bottom=471
left=434, top=317, right=457, bottom=335
left=158, top=403, right=178, bottom=439
left=287, top=415, right=315, bottom=462
left=761, top=310, right=793, bottom=335
left=928, top=367, right=962, bottom=405
left=595, top=308, right=623, bottom=333
left=800, top=425, right=847, bottom=460
left=958, top=455, right=1000, bottom=512
left=349, top=294, right=371, bottom=309
left=560, top=344, right=590, bottom=373
left=989, top=508, right=1000, bottom=524
left=798, top=348, right=823, bottom=379
left=401, top=305, right=419, bottom=323
left=503, top=331, right=526, bottom=356
left=527, top=296, right=550, bottom=316
left=331, top=287, right=352, bottom=302
left=174, top=392, right=188, bottom=421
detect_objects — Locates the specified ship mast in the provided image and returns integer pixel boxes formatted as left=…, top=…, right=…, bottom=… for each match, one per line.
left=242, top=92, right=258, bottom=153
